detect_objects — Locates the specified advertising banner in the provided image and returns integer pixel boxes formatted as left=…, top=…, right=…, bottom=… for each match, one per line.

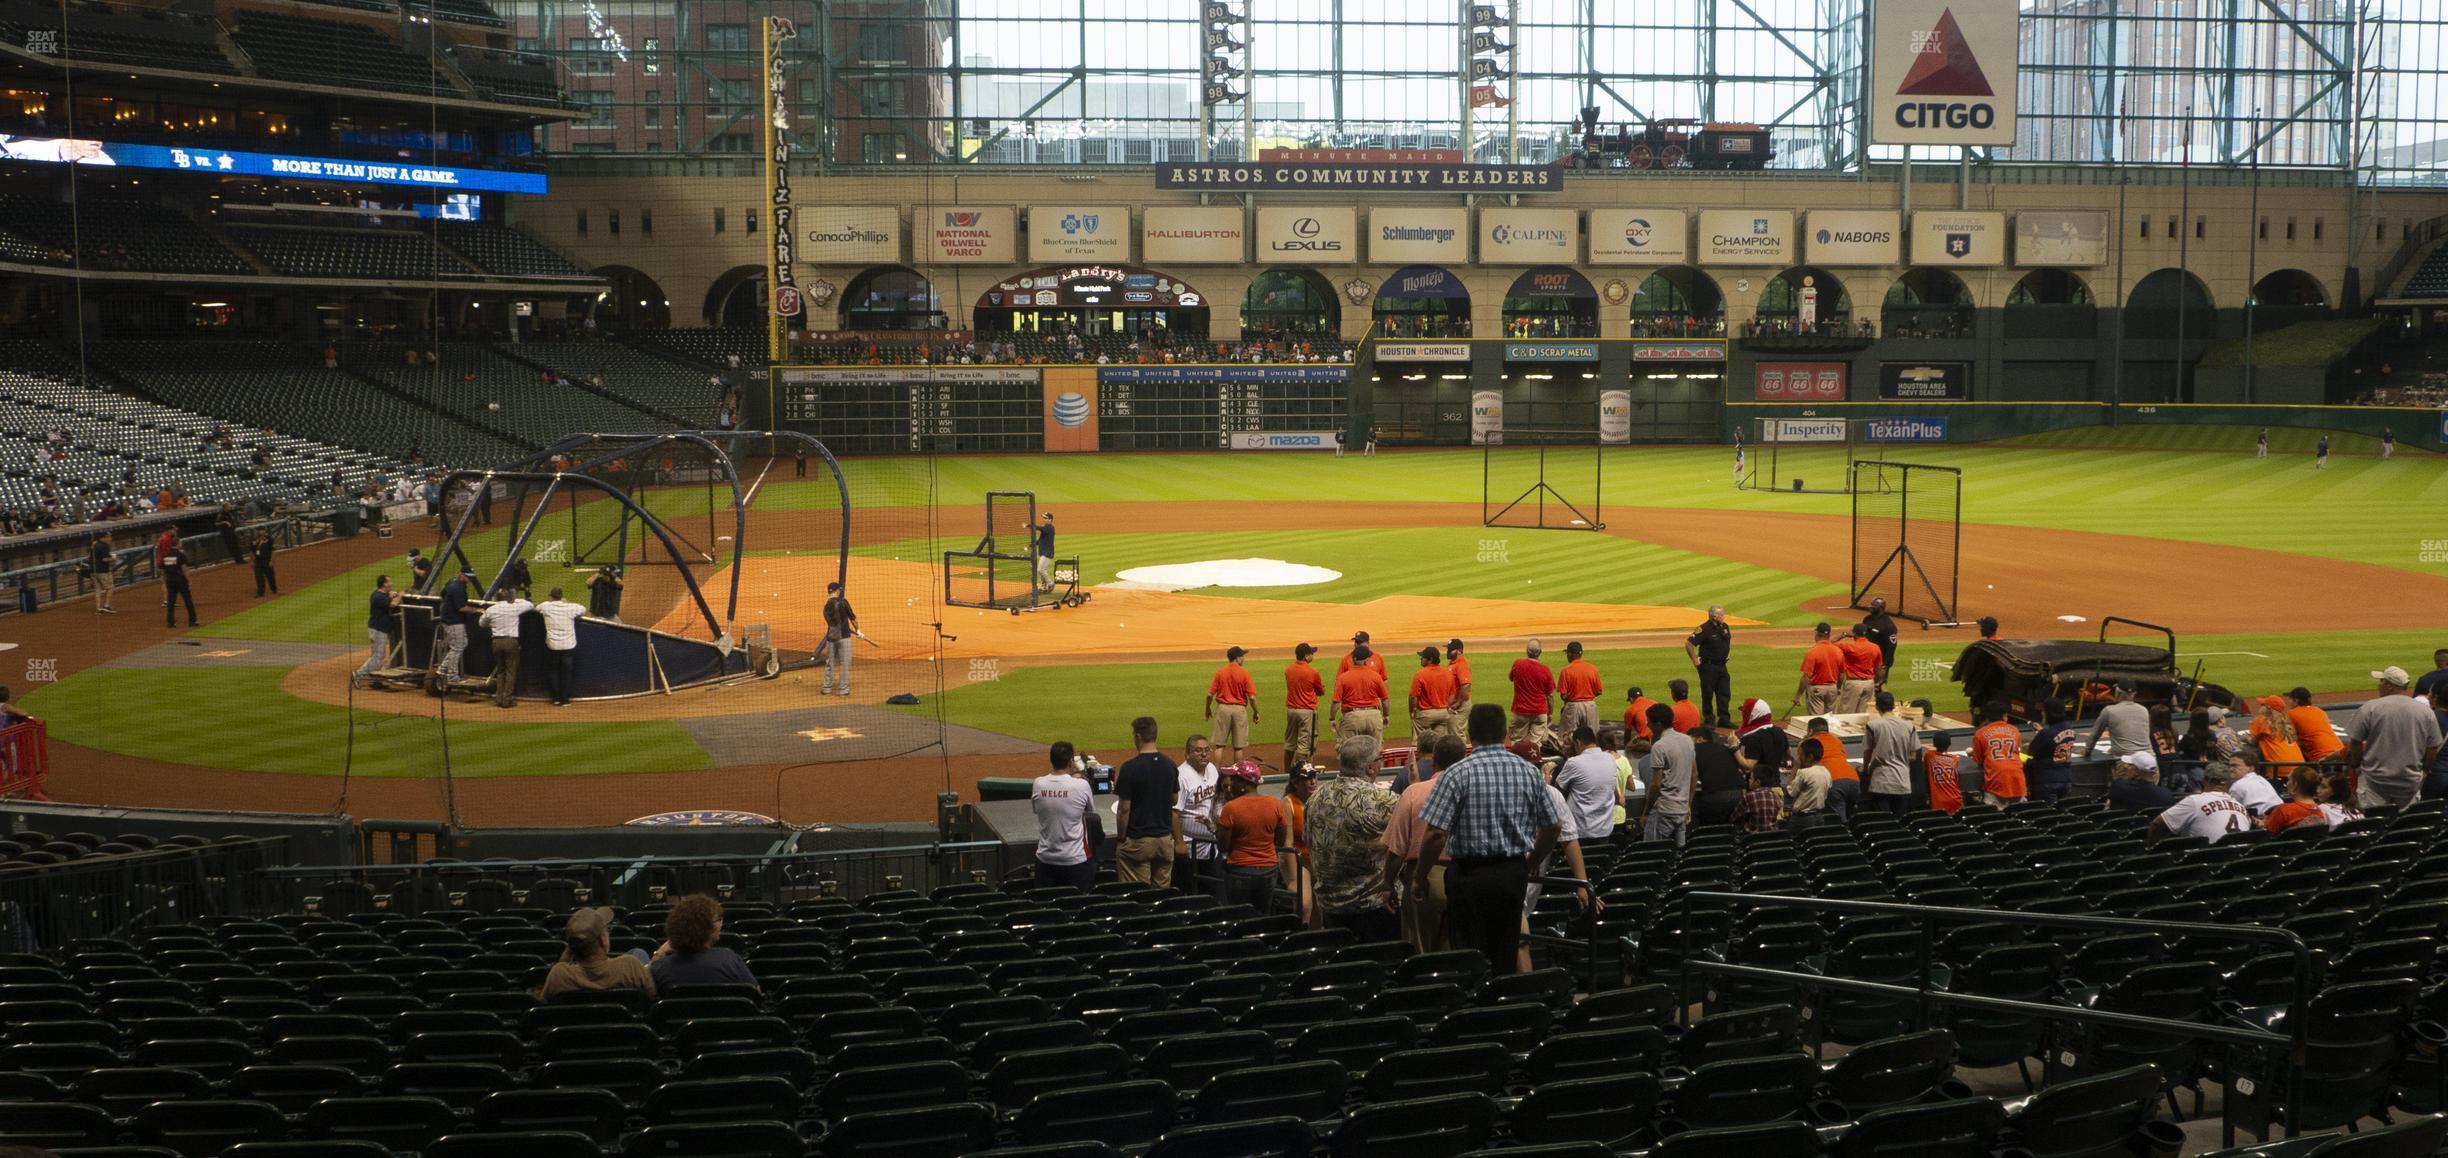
left=1587, top=209, right=1689, bottom=265
left=1369, top=208, right=1471, bottom=264
left=1027, top=206, right=1131, bottom=262
left=1862, top=417, right=1951, bottom=442
left=1227, top=430, right=1340, bottom=449
left=1504, top=342, right=1599, bottom=362
left=1912, top=211, right=2007, bottom=265
left=800, top=206, right=901, bottom=263
left=1881, top=361, right=1973, bottom=399
left=1598, top=389, right=1632, bottom=445
left=1372, top=341, right=1472, bottom=362
left=1140, top=206, right=1245, bottom=263
left=2014, top=210, right=2110, bottom=267
left=1255, top=207, right=1355, bottom=264
left=1765, top=418, right=1850, bottom=443
left=1479, top=209, right=1578, bottom=264
left=1805, top=210, right=1903, bottom=266
left=917, top=206, right=1016, bottom=263
left=1697, top=209, right=1795, bottom=265
left=1871, top=0, right=2020, bottom=145
left=1469, top=389, right=1505, bottom=445
left=1755, top=361, right=1849, bottom=400
left=1156, top=161, right=1562, bottom=192
left=1100, top=365, right=1346, bottom=384
left=1629, top=340, right=1729, bottom=362
left=1042, top=368, right=1099, bottom=452
left=778, top=366, right=1039, bottom=386
left=0, top=135, right=550, bottom=193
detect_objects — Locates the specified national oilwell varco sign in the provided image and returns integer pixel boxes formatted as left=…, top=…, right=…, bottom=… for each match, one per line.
left=1872, top=0, right=2020, bottom=145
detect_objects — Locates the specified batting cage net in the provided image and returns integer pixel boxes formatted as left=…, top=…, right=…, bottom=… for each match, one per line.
left=1741, top=417, right=1884, bottom=494
left=1481, top=434, right=1606, bottom=532
left=1849, top=460, right=1963, bottom=626
left=946, top=491, right=1082, bottom=611
left=333, top=433, right=948, bottom=829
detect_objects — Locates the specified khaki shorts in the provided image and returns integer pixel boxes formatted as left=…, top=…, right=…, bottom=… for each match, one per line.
left=1558, top=700, right=1598, bottom=743
left=1282, top=708, right=1318, bottom=766
left=1336, top=707, right=1384, bottom=741
left=1212, top=703, right=1250, bottom=748
left=1115, top=836, right=1174, bottom=887
left=1804, top=684, right=1838, bottom=715
left=1508, top=711, right=1552, bottom=747
left=1409, top=708, right=1451, bottom=745
left=1837, top=678, right=1875, bottom=714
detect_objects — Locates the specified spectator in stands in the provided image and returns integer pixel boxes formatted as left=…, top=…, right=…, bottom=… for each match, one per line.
left=2107, top=753, right=2175, bottom=812
left=158, top=537, right=196, bottom=628
left=1387, top=734, right=1462, bottom=952
left=649, top=894, right=757, bottom=992
left=2350, top=665, right=2444, bottom=807
left=1782, top=738, right=1834, bottom=829
left=323, top=343, right=338, bottom=370
left=1308, top=734, right=1397, bottom=939
left=1175, top=734, right=1224, bottom=899
left=1108, top=716, right=1177, bottom=887
left=2415, top=649, right=2448, bottom=700
left=2154, top=759, right=2252, bottom=842
left=2263, top=767, right=2329, bottom=832
left=2225, top=752, right=2283, bottom=818
left=1923, top=734, right=1964, bottom=813
left=2288, top=688, right=2344, bottom=764
left=537, top=906, right=654, bottom=1000
left=1732, top=762, right=1784, bottom=832
left=2024, top=704, right=2079, bottom=802
left=1666, top=678, right=1702, bottom=734
left=2321, top=772, right=2362, bottom=825
left=1418, top=705, right=1561, bottom=975
left=1643, top=703, right=1693, bottom=843
left=1861, top=691, right=1919, bottom=815
left=1030, top=741, right=1097, bottom=890
left=2084, top=680, right=2152, bottom=762
left=2178, top=705, right=2243, bottom=786
left=1215, top=761, right=1289, bottom=913
left=534, top=587, right=585, bottom=707
left=1690, top=724, right=1747, bottom=829
left=1972, top=700, right=2027, bottom=806
left=250, top=531, right=276, bottom=597
left=480, top=591, right=532, bottom=709
left=1552, top=725, right=1619, bottom=843
left=1807, top=716, right=1859, bottom=817
left=2248, top=696, right=2306, bottom=768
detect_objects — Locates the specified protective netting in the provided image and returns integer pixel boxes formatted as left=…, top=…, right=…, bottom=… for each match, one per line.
left=1481, top=440, right=1605, bottom=532
left=1849, top=460, right=1963, bottom=625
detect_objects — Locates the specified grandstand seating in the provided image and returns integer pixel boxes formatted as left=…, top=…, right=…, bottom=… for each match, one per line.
left=354, top=343, right=671, bottom=447
left=627, top=328, right=766, bottom=374
left=412, top=0, right=509, bottom=28
left=509, top=342, right=721, bottom=425
left=0, top=194, right=253, bottom=277
left=229, top=11, right=453, bottom=97
left=625, top=328, right=1354, bottom=372
left=445, top=46, right=566, bottom=105
left=77, top=339, right=521, bottom=467
left=435, top=222, right=593, bottom=281
left=2403, top=246, right=2448, bottom=298
left=0, top=0, right=235, bottom=74
left=224, top=224, right=477, bottom=282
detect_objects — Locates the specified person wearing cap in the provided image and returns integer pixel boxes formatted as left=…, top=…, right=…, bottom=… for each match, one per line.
left=1339, top=631, right=1387, bottom=682
left=1793, top=623, right=1842, bottom=717
left=1556, top=642, right=1603, bottom=744
left=2285, top=688, right=2345, bottom=764
left=1206, top=647, right=1259, bottom=767
left=1033, top=512, right=1056, bottom=593
left=2107, top=752, right=2175, bottom=813
left=1684, top=605, right=1735, bottom=729
left=2153, top=758, right=2252, bottom=843
left=1408, top=647, right=1458, bottom=746
left=1970, top=700, right=2026, bottom=807
left=435, top=564, right=479, bottom=685
left=537, top=906, right=655, bottom=1000
left=1417, top=705, right=1562, bottom=974
left=1834, top=624, right=1881, bottom=715
left=2248, top=696, right=2306, bottom=769
left=2083, top=680, right=2151, bottom=764
left=1622, top=685, right=1658, bottom=741
left=1214, top=761, right=1290, bottom=913
left=356, top=575, right=402, bottom=684
left=586, top=564, right=624, bottom=622
left=1859, top=597, right=1899, bottom=686
left=1331, top=644, right=1389, bottom=743
left=1445, top=639, right=1474, bottom=730
left=1283, top=644, right=1325, bottom=769
left=1282, top=763, right=1318, bottom=919
left=2351, top=665, right=2444, bottom=807
left=1031, top=740, right=1099, bottom=890
left=650, top=894, right=759, bottom=992
left=820, top=581, right=858, bottom=696
left=1307, top=734, right=1398, bottom=940
left=1507, top=640, right=1556, bottom=748
left=477, top=588, right=533, bottom=708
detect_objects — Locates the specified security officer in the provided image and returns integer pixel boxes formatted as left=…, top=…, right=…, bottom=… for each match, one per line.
left=1684, top=604, right=1734, bottom=730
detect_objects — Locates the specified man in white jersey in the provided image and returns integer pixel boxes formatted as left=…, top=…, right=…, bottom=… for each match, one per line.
left=1174, top=734, right=1224, bottom=899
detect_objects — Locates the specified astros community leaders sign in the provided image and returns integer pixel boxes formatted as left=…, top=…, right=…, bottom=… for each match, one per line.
left=1156, top=161, right=1564, bottom=191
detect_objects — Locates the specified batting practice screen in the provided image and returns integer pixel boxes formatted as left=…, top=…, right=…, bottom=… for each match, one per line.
left=1849, top=460, right=1963, bottom=625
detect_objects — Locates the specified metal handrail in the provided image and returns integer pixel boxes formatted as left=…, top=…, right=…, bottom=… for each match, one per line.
left=258, top=839, right=1011, bottom=879
left=1673, top=890, right=2316, bottom=1144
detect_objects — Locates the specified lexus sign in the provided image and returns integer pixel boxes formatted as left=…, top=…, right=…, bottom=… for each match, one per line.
left=1257, top=207, right=1355, bottom=264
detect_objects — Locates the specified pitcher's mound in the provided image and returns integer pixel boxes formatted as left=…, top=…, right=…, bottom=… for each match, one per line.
left=1113, top=558, right=1342, bottom=591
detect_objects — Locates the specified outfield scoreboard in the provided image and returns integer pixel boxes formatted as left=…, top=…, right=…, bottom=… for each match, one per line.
left=773, top=363, right=1348, bottom=454
left=776, top=367, right=1043, bottom=454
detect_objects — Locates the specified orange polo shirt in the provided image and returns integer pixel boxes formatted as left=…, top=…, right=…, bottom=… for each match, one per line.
left=1337, top=651, right=1388, bottom=681
left=1837, top=637, right=1881, bottom=681
left=1284, top=662, right=1323, bottom=711
left=1559, top=659, right=1603, bottom=702
left=1800, top=641, right=1843, bottom=685
left=2287, top=705, right=2342, bottom=761
left=1449, top=655, right=1474, bottom=699
left=1671, top=699, right=1702, bottom=734
left=1624, top=696, right=1658, bottom=739
left=1808, top=730, right=1858, bottom=782
left=1410, top=665, right=1456, bottom=710
left=1208, top=664, right=1254, bottom=706
left=1335, top=666, right=1389, bottom=710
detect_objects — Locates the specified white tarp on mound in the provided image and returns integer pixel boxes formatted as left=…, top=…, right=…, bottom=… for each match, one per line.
left=1111, top=558, right=1343, bottom=592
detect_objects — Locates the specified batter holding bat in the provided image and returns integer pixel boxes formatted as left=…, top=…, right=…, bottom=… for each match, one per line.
left=820, top=581, right=858, bottom=696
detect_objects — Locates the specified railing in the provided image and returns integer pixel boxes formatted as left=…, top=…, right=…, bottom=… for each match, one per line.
left=0, top=837, right=291, bottom=951
left=12, top=513, right=318, bottom=615
left=0, top=722, right=46, bottom=802
left=253, top=840, right=1020, bottom=916
left=1672, top=891, right=2315, bottom=1147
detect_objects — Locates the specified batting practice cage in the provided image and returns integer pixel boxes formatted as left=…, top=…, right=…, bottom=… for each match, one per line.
left=945, top=490, right=1083, bottom=612
left=1481, top=433, right=1605, bottom=532
left=1741, top=417, right=1884, bottom=494
left=331, top=431, right=947, bottom=828
left=1849, top=460, right=1963, bottom=626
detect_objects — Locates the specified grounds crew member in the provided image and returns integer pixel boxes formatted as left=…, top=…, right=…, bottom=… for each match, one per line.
left=1557, top=641, right=1603, bottom=742
left=1793, top=622, right=1842, bottom=716
left=1508, top=640, right=1555, bottom=747
left=1332, top=643, right=1389, bottom=741
left=1282, top=643, right=1324, bottom=768
left=1205, top=646, right=1258, bottom=766
left=1408, top=646, right=1457, bottom=744
left=1836, top=624, right=1881, bottom=714
left=1445, top=638, right=1474, bottom=727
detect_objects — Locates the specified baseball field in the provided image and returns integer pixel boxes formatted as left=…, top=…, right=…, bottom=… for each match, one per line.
left=23, top=422, right=2448, bottom=827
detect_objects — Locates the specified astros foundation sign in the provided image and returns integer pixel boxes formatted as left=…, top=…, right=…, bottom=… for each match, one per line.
left=1871, top=0, right=2019, bottom=146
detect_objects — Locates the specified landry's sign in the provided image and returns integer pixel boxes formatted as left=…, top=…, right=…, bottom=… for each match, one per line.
left=1156, top=161, right=1564, bottom=191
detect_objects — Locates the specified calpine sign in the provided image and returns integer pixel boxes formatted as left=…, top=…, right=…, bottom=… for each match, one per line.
left=1872, top=0, right=2020, bottom=145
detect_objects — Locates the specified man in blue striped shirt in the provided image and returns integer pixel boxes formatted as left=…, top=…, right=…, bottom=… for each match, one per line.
left=1418, top=704, right=1562, bottom=974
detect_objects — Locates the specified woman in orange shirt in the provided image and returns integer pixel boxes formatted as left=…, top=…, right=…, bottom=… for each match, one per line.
left=1214, top=763, right=1289, bottom=914
left=2262, top=767, right=2327, bottom=832
left=2248, top=697, right=2306, bottom=767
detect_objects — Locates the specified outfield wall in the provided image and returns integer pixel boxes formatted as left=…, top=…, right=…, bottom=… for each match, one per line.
left=1724, top=401, right=2447, bottom=450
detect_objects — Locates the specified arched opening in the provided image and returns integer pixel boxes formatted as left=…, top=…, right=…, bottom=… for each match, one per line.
left=702, top=265, right=766, bottom=328
left=1372, top=265, right=1471, bottom=338
left=840, top=266, right=946, bottom=331
left=1241, top=268, right=1339, bottom=338
left=591, top=265, right=670, bottom=332
left=2123, top=269, right=2215, bottom=339
left=972, top=264, right=1211, bottom=351
left=1501, top=267, right=1598, bottom=338
left=1627, top=266, right=1726, bottom=337
left=2251, top=269, right=2328, bottom=308
left=2005, top=269, right=2097, bottom=340
left=1750, top=267, right=1853, bottom=338
left=1882, top=268, right=1975, bottom=340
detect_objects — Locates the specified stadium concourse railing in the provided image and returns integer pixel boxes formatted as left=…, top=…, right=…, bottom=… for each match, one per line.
left=0, top=837, right=291, bottom=951
left=0, top=721, right=47, bottom=801
left=5, top=510, right=324, bottom=616
left=1665, top=891, right=2324, bottom=1148
left=252, top=840, right=1020, bottom=916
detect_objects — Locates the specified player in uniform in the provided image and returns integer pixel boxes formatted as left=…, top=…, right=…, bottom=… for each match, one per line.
left=819, top=582, right=857, bottom=697
left=1033, top=513, right=1056, bottom=592
left=1556, top=642, right=1602, bottom=743
left=1792, top=622, right=1842, bottom=716
left=1205, top=646, right=1258, bottom=767
left=1282, top=643, right=1324, bottom=768
left=2316, top=435, right=2330, bottom=469
left=2255, top=428, right=2269, bottom=458
left=1408, top=647, right=1457, bottom=745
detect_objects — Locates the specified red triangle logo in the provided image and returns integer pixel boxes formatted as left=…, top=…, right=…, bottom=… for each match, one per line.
left=1897, top=9, right=1993, bottom=97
